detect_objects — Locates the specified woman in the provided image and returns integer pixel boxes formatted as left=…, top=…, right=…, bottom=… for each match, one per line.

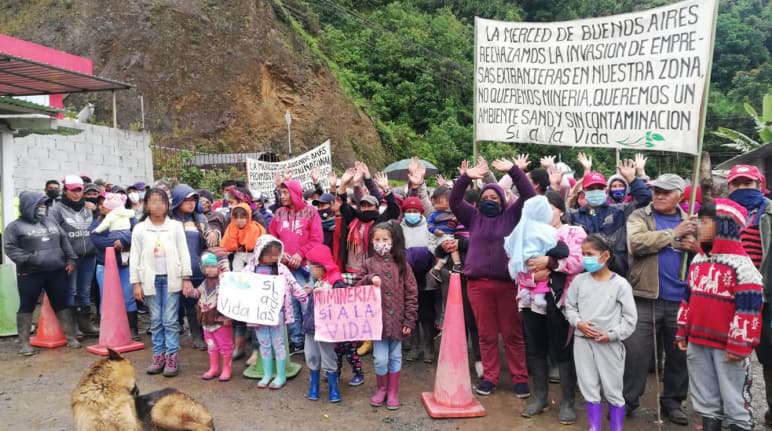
left=519, top=191, right=586, bottom=424
left=4, top=191, right=81, bottom=355
left=89, top=194, right=139, bottom=339
left=450, top=156, right=535, bottom=398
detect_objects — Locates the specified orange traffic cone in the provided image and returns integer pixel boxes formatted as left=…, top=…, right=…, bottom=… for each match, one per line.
left=87, top=247, right=144, bottom=355
left=29, top=293, right=67, bottom=348
left=421, top=273, right=486, bottom=418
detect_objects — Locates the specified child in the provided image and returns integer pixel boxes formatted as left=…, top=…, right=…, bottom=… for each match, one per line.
left=355, top=221, right=418, bottom=410
left=563, top=234, right=637, bottom=431
left=244, top=234, right=308, bottom=389
left=427, top=186, right=462, bottom=281
left=92, top=192, right=134, bottom=233
left=676, top=199, right=763, bottom=431
left=130, top=188, right=193, bottom=377
left=196, top=252, right=234, bottom=382
left=303, top=244, right=347, bottom=403
left=504, top=195, right=566, bottom=315
left=221, top=203, right=266, bottom=271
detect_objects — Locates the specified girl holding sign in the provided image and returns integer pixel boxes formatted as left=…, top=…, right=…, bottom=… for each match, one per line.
left=245, top=234, right=308, bottom=390
left=355, top=221, right=418, bottom=410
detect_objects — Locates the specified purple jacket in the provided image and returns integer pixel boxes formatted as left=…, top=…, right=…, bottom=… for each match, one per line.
left=450, top=167, right=535, bottom=280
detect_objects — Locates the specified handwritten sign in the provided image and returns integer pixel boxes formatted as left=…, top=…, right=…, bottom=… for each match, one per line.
left=313, top=285, right=382, bottom=343
left=246, top=140, right=332, bottom=203
left=475, top=0, right=717, bottom=154
left=217, top=272, right=286, bottom=326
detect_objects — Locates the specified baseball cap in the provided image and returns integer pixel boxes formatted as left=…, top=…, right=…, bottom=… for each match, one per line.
left=131, top=181, right=148, bottom=190
left=581, top=171, right=607, bottom=189
left=727, top=165, right=762, bottom=184
left=312, top=193, right=335, bottom=206
left=83, top=183, right=100, bottom=193
left=63, top=174, right=85, bottom=190
left=303, top=188, right=317, bottom=200
left=359, top=195, right=379, bottom=207
left=651, top=174, right=686, bottom=193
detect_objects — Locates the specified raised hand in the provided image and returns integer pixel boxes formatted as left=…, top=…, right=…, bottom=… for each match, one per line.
left=577, top=152, right=592, bottom=172
left=355, top=161, right=371, bottom=179
left=513, top=154, right=530, bottom=171
left=492, top=158, right=515, bottom=173
left=435, top=174, right=450, bottom=187
left=635, top=153, right=648, bottom=177
left=340, top=167, right=356, bottom=188
left=458, top=160, right=469, bottom=176
left=476, top=156, right=491, bottom=177
left=548, top=167, right=563, bottom=188
left=327, top=169, right=338, bottom=192
left=540, top=155, right=556, bottom=169
left=311, top=166, right=320, bottom=185
left=617, top=159, right=636, bottom=182
left=408, top=157, right=425, bottom=186
left=274, top=171, right=283, bottom=188
left=353, top=166, right=363, bottom=185
left=374, top=171, right=390, bottom=191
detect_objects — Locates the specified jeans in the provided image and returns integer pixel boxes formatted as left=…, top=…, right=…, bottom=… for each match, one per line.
left=146, top=275, right=180, bottom=355
left=17, top=269, right=70, bottom=313
left=288, top=268, right=310, bottom=345
left=95, top=264, right=137, bottom=313
left=373, top=339, right=403, bottom=375
left=68, top=254, right=96, bottom=308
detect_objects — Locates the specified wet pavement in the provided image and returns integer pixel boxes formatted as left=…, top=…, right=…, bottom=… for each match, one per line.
left=1, top=317, right=769, bottom=431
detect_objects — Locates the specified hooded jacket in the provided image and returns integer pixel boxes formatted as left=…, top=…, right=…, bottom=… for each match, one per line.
left=48, top=196, right=96, bottom=257
left=268, top=180, right=323, bottom=263
left=606, top=174, right=632, bottom=204
left=450, top=166, right=536, bottom=280
left=221, top=203, right=266, bottom=252
left=677, top=199, right=763, bottom=358
left=4, top=191, right=78, bottom=273
left=242, top=234, right=308, bottom=325
left=171, top=184, right=209, bottom=281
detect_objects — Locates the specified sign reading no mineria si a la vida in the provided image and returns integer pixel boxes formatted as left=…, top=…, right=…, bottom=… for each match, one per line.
left=217, top=272, right=286, bottom=326
left=475, top=0, right=717, bottom=154
left=313, top=285, right=383, bottom=343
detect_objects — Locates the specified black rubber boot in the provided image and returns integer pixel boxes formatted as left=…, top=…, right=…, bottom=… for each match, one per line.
left=522, top=357, right=549, bottom=417
left=16, top=313, right=36, bottom=356
left=558, top=361, right=577, bottom=424
left=77, top=307, right=100, bottom=336
left=701, top=417, right=721, bottom=431
left=127, top=311, right=139, bottom=340
left=420, top=321, right=435, bottom=363
left=55, top=309, right=81, bottom=348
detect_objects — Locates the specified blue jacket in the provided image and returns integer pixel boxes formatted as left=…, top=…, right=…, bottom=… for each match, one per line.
left=568, top=177, right=652, bottom=276
left=171, top=184, right=209, bottom=281
left=89, top=217, right=136, bottom=266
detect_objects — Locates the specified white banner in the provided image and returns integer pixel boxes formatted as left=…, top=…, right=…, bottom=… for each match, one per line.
left=246, top=140, right=332, bottom=202
left=217, top=272, right=286, bottom=326
left=475, top=0, right=716, bottom=154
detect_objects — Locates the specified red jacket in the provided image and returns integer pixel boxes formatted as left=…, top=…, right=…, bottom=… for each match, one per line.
left=269, top=180, right=323, bottom=262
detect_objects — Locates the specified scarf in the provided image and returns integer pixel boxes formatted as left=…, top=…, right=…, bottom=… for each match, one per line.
left=61, top=194, right=85, bottom=211
left=347, top=217, right=374, bottom=258
left=730, top=188, right=767, bottom=226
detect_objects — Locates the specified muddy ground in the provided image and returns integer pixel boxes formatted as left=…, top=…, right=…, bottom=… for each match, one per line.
left=1, top=314, right=769, bottom=431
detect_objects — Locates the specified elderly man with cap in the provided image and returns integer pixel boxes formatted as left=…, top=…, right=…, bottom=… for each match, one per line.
left=623, top=174, right=699, bottom=424
left=726, top=164, right=772, bottom=426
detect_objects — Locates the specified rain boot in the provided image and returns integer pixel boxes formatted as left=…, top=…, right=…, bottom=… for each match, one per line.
left=77, top=307, right=99, bottom=336
left=269, top=358, right=287, bottom=389
left=202, top=351, right=220, bottom=380
left=609, top=404, right=625, bottom=431
left=370, top=374, right=388, bottom=407
left=16, top=313, right=36, bottom=356
left=421, top=321, right=435, bottom=363
left=701, top=416, right=722, bottom=431
left=558, top=361, right=577, bottom=425
left=127, top=311, right=139, bottom=340
left=728, top=425, right=750, bottom=431
left=357, top=340, right=372, bottom=356
left=327, top=371, right=341, bottom=403
left=406, top=330, right=422, bottom=362
left=233, top=335, right=246, bottom=360
left=586, top=402, right=602, bottom=431
left=522, top=357, right=549, bottom=417
left=257, top=354, right=273, bottom=388
left=55, top=309, right=81, bottom=348
left=386, top=371, right=401, bottom=410
left=219, top=353, right=233, bottom=382
left=188, top=313, right=207, bottom=351
left=307, top=369, right=320, bottom=400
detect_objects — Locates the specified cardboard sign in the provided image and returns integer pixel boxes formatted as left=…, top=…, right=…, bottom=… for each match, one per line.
left=217, top=272, right=286, bottom=326
left=313, top=285, right=382, bottom=342
left=475, top=0, right=717, bottom=154
left=246, top=140, right=332, bottom=203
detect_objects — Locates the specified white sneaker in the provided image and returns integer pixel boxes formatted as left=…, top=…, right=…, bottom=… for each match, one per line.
left=475, top=361, right=484, bottom=379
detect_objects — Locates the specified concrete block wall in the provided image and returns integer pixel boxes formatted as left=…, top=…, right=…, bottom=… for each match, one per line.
left=12, top=119, right=153, bottom=193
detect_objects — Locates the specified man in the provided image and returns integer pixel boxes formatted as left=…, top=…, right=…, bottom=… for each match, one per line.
left=726, top=164, right=772, bottom=426
left=313, top=193, right=337, bottom=249
left=623, top=174, right=698, bottom=425
left=44, top=180, right=61, bottom=210
left=568, top=159, right=651, bottom=276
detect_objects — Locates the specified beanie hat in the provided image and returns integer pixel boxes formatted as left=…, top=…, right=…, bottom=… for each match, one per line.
left=103, top=193, right=127, bottom=211
left=402, top=196, right=424, bottom=213
left=200, top=252, right=218, bottom=267
left=715, top=198, right=747, bottom=232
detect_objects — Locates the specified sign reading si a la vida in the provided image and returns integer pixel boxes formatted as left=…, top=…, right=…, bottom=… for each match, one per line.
left=314, top=285, right=383, bottom=343
left=475, top=0, right=717, bottom=154
left=246, top=140, right=332, bottom=203
left=217, top=272, right=286, bottom=326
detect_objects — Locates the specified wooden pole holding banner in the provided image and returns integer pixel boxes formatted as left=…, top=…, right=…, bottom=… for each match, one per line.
left=680, top=0, right=719, bottom=280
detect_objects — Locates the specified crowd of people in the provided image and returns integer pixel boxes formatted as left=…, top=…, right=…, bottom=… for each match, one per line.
left=3, top=153, right=770, bottom=431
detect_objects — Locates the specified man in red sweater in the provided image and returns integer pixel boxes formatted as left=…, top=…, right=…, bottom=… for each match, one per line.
left=676, top=199, right=763, bottom=431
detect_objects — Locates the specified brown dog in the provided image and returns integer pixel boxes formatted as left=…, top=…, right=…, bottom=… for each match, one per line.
left=135, top=388, right=215, bottom=431
left=71, top=348, right=141, bottom=431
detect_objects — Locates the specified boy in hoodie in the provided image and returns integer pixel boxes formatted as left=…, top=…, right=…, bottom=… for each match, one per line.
left=677, top=199, right=763, bottom=431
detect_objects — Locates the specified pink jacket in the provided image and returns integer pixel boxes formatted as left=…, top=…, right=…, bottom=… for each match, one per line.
left=555, top=224, right=586, bottom=305
left=269, top=180, right=324, bottom=262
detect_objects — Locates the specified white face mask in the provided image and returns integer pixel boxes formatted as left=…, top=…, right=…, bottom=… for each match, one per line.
left=128, top=192, right=140, bottom=204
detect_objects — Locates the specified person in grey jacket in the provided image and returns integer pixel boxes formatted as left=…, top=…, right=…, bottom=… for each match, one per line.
left=3, top=191, right=81, bottom=355
left=48, top=174, right=99, bottom=336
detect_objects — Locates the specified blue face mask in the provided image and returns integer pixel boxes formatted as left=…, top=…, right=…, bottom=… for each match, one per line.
left=584, top=189, right=607, bottom=207
left=479, top=199, right=501, bottom=217
left=609, top=189, right=626, bottom=202
left=403, top=213, right=422, bottom=225
left=582, top=256, right=605, bottom=273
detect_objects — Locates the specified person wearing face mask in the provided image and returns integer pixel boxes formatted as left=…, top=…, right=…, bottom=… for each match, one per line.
left=44, top=179, right=61, bottom=210
left=313, top=193, right=338, bottom=249
left=127, top=182, right=146, bottom=219
left=726, top=164, right=772, bottom=426
left=568, top=159, right=652, bottom=277
left=4, top=191, right=80, bottom=355
left=450, top=155, right=536, bottom=399
left=83, top=183, right=101, bottom=214
left=607, top=174, right=631, bottom=204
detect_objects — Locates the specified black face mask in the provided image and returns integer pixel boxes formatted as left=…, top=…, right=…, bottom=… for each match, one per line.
left=318, top=208, right=332, bottom=220
left=46, top=190, right=60, bottom=199
left=359, top=210, right=379, bottom=223
left=479, top=200, right=501, bottom=217
left=85, top=197, right=99, bottom=206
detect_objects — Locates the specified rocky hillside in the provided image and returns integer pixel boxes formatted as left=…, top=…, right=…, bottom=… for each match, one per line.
left=0, top=0, right=385, bottom=168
